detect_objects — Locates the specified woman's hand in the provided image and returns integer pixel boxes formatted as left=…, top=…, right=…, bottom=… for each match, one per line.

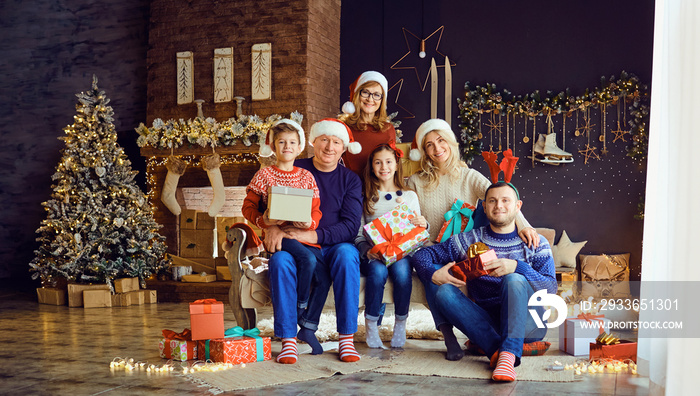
left=518, top=227, right=540, bottom=249
left=431, top=262, right=467, bottom=287
left=410, top=215, right=428, bottom=229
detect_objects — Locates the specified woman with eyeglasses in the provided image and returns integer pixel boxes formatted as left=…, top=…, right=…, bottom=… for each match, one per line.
left=338, top=71, right=396, bottom=176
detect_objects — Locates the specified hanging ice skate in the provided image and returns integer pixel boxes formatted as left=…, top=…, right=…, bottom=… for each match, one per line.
left=530, top=113, right=573, bottom=165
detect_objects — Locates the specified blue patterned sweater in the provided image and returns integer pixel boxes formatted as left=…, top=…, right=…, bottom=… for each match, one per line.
left=411, top=226, right=557, bottom=308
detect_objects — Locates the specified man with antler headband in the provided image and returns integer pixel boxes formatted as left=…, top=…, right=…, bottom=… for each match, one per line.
left=410, top=154, right=557, bottom=382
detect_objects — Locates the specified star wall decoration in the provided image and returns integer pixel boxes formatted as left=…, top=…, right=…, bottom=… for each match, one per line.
left=611, top=121, right=630, bottom=143
left=388, top=78, right=415, bottom=119
left=578, top=144, right=600, bottom=164
left=575, top=113, right=596, bottom=137
left=390, top=26, right=456, bottom=91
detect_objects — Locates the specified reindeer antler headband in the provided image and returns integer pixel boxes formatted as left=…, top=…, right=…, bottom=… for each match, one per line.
left=481, top=149, right=520, bottom=199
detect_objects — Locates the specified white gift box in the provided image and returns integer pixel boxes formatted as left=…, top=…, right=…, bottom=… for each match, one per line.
left=268, top=186, right=313, bottom=223
left=558, top=315, right=612, bottom=356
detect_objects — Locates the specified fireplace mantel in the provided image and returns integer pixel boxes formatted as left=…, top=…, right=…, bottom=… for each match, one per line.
left=140, top=144, right=260, bottom=158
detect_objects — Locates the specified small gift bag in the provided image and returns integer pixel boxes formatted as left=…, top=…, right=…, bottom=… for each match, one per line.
left=436, top=199, right=477, bottom=243
left=362, top=203, right=430, bottom=265
left=451, top=242, right=497, bottom=282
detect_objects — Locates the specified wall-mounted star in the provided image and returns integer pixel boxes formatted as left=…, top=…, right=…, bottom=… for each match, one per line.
left=390, top=26, right=456, bottom=91
left=484, top=112, right=503, bottom=137
left=575, top=113, right=596, bottom=137
left=578, top=144, right=600, bottom=164
left=388, top=78, right=415, bottom=120
left=611, top=121, right=630, bottom=143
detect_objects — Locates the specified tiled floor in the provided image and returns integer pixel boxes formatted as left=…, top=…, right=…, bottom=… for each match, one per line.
left=0, top=289, right=649, bottom=395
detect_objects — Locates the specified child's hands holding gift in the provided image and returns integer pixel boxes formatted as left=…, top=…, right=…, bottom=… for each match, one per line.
left=291, top=221, right=312, bottom=229
left=409, top=215, right=428, bottom=229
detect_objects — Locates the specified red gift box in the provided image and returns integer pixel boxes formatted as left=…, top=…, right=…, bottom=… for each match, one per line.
left=198, top=327, right=272, bottom=364
left=451, top=242, right=496, bottom=282
left=189, top=299, right=225, bottom=340
left=589, top=340, right=637, bottom=363
left=435, top=199, right=476, bottom=243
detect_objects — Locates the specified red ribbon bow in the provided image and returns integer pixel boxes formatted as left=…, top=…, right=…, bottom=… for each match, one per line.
left=192, top=298, right=218, bottom=314
left=577, top=313, right=605, bottom=323
left=162, top=328, right=192, bottom=341
left=369, top=220, right=424, bottom=262
left=388, top=140, right=404, bottom=158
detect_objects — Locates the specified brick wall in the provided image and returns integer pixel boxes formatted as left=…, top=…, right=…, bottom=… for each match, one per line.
left=146, top=0, right=341, bottom=254
left=147, top=0, right=341, bottom=131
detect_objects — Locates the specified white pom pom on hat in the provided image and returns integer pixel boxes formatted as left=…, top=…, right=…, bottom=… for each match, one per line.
left=409, top=118, right=455, bottom=161
left=309, top=118, right=362, bottom=154
left=342, top=71, right=389, bottom=114
left=259, top=119, right=305, bottom=157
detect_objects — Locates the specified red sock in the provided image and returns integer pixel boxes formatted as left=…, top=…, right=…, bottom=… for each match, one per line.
left=338, top=334, right=360, bottom=362
left=492, top=351, right=517, bottom=382
left=276, top=338, right=298, bottom=364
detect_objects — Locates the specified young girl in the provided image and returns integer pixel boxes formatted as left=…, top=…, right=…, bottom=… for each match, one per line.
left=242, top=119, right=322, bottom=342
left=354, top=142, right=428, bottom=348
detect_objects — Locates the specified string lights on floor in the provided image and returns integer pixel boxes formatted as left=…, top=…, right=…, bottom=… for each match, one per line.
left=109, top=356, right=248, bottom=375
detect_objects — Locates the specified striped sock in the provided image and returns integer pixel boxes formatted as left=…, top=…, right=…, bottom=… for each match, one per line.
left=492, top=351, right=517, bottom=382
left=276, top=338, right=298, bottom=364
left=338, top=334, right=360, bottom=362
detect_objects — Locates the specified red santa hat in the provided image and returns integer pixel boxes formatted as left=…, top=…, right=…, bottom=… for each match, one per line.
left=259, top=119, right=305, bottom=157
left=409, top=118, right=456, bottom=162
left=342, top=71, right=389, bottom=115
left=308, top=118, right=362, bottom=154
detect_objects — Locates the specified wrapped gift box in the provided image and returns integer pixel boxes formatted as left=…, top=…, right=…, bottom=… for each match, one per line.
left=181, top=274, right=217, bottom=283
left=436, top=199, right=476, bottom=243
left=114, top=277, right=139, bottom=294
left=558, top=314, right=612, bottom=356
left=363, top=203, right=430, bottom=265
left=67, top=283, right=111, bottom=307
left=125, top=290, right=144, bottom=305
left=196, top=211, right=216, bottom=230
left=452, top=245, right=496, bottom=282
left=268, top=186, right=313, bottom=223
left=589, top=340, right=637, bottom=363
left=198, top=327, right=271, bottom=364
left=189, top=299, right=225, bottom=340
left=36, top=287, right=67, bottom=306
left=83, top=289, right=112, bottom=308
left=112, top=293, right=130, bottom=307
left=180, top=209, right=198, bottom=230
left=180, top=229, right=215, bottom=258
left=159, top=329, right=197, bottom=361
left=143, top=289, right=158, bottom=304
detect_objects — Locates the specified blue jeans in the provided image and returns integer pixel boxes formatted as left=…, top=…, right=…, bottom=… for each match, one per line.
left=360, top=257, right=412, bottom=321
left=280, top=238, right=319, bottom=309
left=433, top=273, right=547, bottom=364
left=269, top=242, right=360, bottom=338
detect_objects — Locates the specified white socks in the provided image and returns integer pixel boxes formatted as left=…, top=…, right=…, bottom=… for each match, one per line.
left=365, top=319, right=383, bottom=348
left=391, top=318, right=407, bottom=348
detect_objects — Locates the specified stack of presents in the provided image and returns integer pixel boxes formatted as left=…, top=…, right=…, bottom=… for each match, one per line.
left=171, top=209, right=261, bottom=283
left=36, top=277, right=157, bottom=307
left=159, top=299, right=272, bottom=364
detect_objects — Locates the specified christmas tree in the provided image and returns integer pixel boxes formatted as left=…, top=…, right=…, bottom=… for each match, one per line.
left=30, top=76, right=169, bottom=288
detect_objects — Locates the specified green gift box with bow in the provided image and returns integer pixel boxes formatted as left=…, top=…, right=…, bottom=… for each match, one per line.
left=197, top=326, right=271, bottom=364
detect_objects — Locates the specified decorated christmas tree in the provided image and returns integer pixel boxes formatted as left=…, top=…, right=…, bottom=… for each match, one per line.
left=30, top=76, right=169, bottom=288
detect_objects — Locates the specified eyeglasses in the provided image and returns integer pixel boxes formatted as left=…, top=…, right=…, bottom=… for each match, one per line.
left=359, top=89, right=383, bottom=102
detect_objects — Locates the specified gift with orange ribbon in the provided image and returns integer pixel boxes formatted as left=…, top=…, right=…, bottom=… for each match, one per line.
left=435, top=199, right=477, bottom=243
left=558, top=313, right=611, bottom=356
left=451, top=242, right=497, bottom=282
left=159, top=328, right=198, bottom=361
left=363, top=203, right=430, bottom=265
left=189, top=299, right=225, bottom=340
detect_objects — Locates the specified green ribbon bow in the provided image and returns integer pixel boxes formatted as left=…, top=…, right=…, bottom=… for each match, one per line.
left=440, top=199, right=475, bottom=243
left=205, top=326, right=264, bottom=362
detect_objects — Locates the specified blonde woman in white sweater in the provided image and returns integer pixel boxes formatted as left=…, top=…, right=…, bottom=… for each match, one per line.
left=406, top=118, right=539, bottom=360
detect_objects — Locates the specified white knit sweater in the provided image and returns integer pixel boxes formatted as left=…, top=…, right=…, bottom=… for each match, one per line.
left=406, top=166, right=531, bottom=242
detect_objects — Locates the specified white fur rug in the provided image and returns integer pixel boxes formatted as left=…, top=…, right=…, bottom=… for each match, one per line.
left=256, top=305, right=445, bottom=342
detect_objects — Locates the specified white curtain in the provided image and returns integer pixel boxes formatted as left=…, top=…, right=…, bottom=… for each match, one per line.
left=639, top=0, right=700, bottom=394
